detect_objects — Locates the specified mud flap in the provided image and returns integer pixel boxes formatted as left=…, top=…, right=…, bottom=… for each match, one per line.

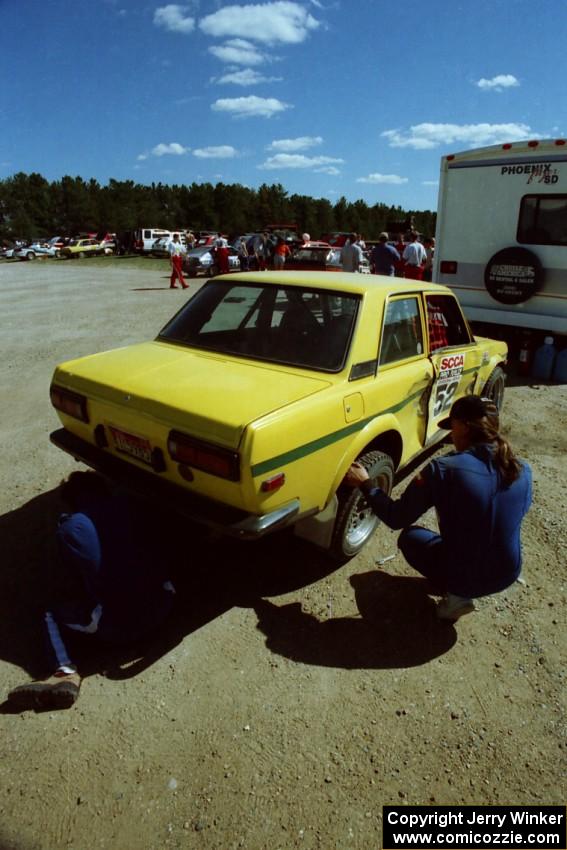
left=293, top=495, right=338, bottom=550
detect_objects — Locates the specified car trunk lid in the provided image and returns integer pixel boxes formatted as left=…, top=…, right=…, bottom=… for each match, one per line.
left=54, top=340, right=332, bottom=449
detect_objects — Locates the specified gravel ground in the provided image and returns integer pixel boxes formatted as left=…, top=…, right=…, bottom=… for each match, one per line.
left=0, top=257, right=565, bottom=850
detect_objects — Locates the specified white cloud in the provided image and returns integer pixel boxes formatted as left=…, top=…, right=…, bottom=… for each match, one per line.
left=193, top=145, right=238, bottom=159
left=153, top=5, right=195, bottom=34
left=138, top=142, right=190, bottom=160
left=267, top=136, right=323, bottom=152
left=422, top=180, right=439, bottom=186
left=476, top=74, right=520, bottom=92
left=259, top=153, right=343, bottom=170
left=199, top=1, right=320, bottom=44
left=212, top=95, right=291, bottom=118
left=209, top=39, right=267, bottom=65
left=356, top=173, right=408, bottom=185
left=214, top=68, right=282, bottom=85
left=314, top=165, right=340, bottom=175
left=382, top=122, right=535, bottom=150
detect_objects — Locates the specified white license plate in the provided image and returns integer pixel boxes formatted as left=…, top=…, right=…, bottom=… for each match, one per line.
left=109, top=427, right=152, bottom=465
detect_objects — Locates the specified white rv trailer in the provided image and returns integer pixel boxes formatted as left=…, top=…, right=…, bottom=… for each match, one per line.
left=433, top=139, right=567, bottom=334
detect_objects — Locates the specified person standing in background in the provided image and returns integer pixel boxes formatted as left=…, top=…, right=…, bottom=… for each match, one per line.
left=273, top=237, right=291, bottom=270
left=423, top=237, right=435, bottom=282
left=403, top=231, right=427, bottom=280
left=394, top=233, right=406, bottom=277
left=370, top=232, right=400, bottom=276
left=168, top=233, right=188, bottom=289
left=340, top=232, right=363, bottom=272
left=237, top=236, right=249, bottom=271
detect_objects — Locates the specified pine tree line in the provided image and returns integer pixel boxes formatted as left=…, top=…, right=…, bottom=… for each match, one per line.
left=0, top=172, right=436, bottom=242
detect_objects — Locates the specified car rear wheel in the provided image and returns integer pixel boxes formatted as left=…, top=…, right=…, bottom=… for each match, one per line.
left=330, top=450, right=395, bottom=561
left=78, top=252, right=86, bottom=259
left=27, top=251, right=36, bottom=260
left=482, top=366, right=506, bottom=413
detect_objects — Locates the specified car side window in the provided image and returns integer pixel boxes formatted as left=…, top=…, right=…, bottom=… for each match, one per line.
left=426, top=295, right=471, bottom=352
left=379, top=297, right=423, bottom=365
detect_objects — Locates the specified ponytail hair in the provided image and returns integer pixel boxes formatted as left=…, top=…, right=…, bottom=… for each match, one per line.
left=466, top=401, right=522, bottom=486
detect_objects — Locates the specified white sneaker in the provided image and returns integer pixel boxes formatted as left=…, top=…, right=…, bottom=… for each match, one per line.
left=437, top=594, right=476, bottom=622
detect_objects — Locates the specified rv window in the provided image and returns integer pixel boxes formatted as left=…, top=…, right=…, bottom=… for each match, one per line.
left=426, top=295, right=471, bottom=352
left=517, top=194, right=567, bottom=245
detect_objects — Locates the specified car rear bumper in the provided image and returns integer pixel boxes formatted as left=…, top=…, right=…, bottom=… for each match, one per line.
left=50, top=428, right=300, bottom=539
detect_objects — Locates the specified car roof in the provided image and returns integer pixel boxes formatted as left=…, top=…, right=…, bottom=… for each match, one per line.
left=219, top=270, right=453, bottom=296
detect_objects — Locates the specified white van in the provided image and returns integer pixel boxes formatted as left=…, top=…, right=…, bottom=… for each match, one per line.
left=133, top=228, right=173, bottom=254
left=433, top=139, right=567, bottom=333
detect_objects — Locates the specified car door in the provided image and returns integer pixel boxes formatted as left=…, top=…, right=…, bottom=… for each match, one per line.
left=424, top=293, right=483, bottom=442
left=374, top=293, right=433, bottom=461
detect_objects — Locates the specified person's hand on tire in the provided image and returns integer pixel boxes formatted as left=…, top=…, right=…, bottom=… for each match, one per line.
left=344, top=462, right=370, bottom=488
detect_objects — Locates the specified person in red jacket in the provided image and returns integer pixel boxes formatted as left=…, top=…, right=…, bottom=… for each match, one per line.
left=273, top=237, right=291, bottom=270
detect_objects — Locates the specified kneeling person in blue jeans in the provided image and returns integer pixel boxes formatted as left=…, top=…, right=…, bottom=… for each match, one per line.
left=344, top=396, right=532, bottom=621
left=8, top=471, right=176, bottom=709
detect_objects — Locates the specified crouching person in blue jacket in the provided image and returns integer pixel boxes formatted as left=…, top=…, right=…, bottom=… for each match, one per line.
left=344, top=395, right=532, bottom=622
left=8, top=471, right=177, bottom=710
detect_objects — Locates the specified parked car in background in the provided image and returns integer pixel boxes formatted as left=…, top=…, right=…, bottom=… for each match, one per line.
left=15, top=240, right=60, bottom=260
left=286, top=245, right=370, bottom=274
left=49, top=272, right=507, bottom=561
left=194, top=234, right=219, bottom=247
left=319, top=232, right=352, bottom=247
left=183, top=245, right=241, bottom=277
left=59, top=238, right=104, bottom=259
left=150, top=236, right=172, bottom=258
left=150, top=232, right=188, bottom=257
left=133, top=228, right=172, bottom=254
left=1, top=242, right=21, bottom=259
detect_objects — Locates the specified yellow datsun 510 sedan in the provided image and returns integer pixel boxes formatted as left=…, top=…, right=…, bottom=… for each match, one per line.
left=50, top=272, right=507, bottom=559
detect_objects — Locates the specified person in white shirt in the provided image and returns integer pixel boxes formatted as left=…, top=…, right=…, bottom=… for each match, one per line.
left=168, top=233, right=188, bottom=289
left=340, top=232, right=364, bottom=273
left=402, top=231, right=427, bottom=280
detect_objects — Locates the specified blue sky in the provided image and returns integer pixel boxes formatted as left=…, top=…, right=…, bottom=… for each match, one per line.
left=2, top=0, right=565, bottom=211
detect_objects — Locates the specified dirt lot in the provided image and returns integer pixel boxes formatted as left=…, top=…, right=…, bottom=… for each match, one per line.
left=0, top=257, right=565, bottom=850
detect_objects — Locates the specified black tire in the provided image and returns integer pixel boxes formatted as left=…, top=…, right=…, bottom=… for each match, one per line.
left=482, top=365, right=506, bottom=413
left=27, top=251, right=35, bottom=260
left=78, top=251, right=85, bottom=259
left=330, top=450, right=395, bottom=561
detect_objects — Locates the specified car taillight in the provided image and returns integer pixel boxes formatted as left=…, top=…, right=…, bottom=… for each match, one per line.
left=167, top=430, right=240, bottom=481
left=50, top=384, right=89, bottom=423
left=440, top=260, right=458, bottom=274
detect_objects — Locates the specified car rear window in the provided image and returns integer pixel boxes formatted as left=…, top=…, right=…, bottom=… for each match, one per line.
left=158, top=280, right=360, bottom=372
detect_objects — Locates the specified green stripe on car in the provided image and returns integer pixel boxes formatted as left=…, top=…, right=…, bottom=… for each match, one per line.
left=251, top=387, right=424, bottom=477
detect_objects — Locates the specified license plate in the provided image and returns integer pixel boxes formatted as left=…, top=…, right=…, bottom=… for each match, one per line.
left=109, top=426, right=152, bottom=465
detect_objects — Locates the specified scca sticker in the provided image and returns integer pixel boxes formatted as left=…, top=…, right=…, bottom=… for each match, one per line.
left=439, top=354, right=464, bottom=370
left=434, top=354, right=465, bottom=416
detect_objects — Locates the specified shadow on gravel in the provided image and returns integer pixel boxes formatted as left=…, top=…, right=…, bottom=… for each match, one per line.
left=0, top=487, right=341, bottom=709
left=254, top=571, right=457, bottom=669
